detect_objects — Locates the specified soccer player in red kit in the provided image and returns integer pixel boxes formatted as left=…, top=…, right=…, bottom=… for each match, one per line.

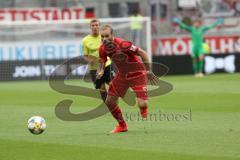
left=96, top=25, right=158, bottom=133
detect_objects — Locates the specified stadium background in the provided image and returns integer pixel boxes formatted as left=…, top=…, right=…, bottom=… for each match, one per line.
left=0, top=0, right=240, bottom=81
left=0, top=1, right=239, bottom=160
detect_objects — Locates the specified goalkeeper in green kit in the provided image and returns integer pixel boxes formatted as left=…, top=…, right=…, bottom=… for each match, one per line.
left=173, top=17, right=224, bottom=77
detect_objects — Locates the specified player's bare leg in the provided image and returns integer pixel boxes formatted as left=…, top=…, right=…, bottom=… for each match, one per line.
left=105, top=95, right=128, bottom=133
left=137, top=98, right=148, bottom=118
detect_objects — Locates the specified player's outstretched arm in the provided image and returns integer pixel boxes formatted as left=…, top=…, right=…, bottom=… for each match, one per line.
left=202, top=18, right=224, bottom=32
left=172, top=17, right=192, bottom=32
left=137, top=48, right=159, bottom=85
left=137, top=48, right=150, bottom=71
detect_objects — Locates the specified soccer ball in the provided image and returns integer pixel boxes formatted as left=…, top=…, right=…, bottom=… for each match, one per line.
left=27, top=116, right=46, bottom=135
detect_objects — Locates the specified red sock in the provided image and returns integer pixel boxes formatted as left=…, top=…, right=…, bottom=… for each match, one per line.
left=110, top=106, right=126, bottom=127
left=140, top=106, right=148, bottom=111
left=140, top=106, right=148, bottom=118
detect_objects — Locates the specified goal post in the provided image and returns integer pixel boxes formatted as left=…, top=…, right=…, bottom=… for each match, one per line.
left=0, top=17, right=152, bottom=81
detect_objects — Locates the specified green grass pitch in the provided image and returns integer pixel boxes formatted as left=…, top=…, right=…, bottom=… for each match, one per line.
left=0, top=74, right=239, bottom=160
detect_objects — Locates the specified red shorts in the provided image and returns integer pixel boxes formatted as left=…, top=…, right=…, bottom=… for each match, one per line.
left=108, top=71, right=148, bottom=100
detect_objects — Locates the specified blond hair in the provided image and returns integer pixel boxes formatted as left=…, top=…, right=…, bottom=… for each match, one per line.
left=90, top=19, right=100, bottom=25
left=100, top=24, right=113, bottom=34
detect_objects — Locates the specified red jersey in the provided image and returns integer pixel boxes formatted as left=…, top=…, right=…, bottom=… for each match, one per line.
left=99, top=37, right=146, bottom=75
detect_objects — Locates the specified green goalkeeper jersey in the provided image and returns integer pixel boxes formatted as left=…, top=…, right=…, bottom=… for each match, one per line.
left=178, top=22, right=218, bottom=47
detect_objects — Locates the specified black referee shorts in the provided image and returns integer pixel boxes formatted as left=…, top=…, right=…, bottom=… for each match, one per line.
left=90, top=65, right=112, bottom=89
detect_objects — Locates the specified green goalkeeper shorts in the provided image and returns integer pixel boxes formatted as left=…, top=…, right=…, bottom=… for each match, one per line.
left=191, top=45, right=205, bottom=59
